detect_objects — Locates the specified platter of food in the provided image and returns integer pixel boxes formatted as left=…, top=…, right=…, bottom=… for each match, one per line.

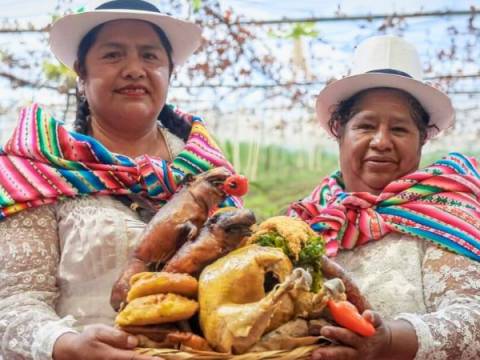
left=109, top=168, right=374, bottom=359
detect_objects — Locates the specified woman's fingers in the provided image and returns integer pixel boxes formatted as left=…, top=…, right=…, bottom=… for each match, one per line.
left=85, top=324, right=138, bottom=349
left=321, top=326, right=362, bottom=348
left=311, top=345, right=357, bottom=360
left=362, top=310, right=382, bottom=328
left=320, top=256, right=371, bottom=313
left=54, top=324, right=163, bottom=360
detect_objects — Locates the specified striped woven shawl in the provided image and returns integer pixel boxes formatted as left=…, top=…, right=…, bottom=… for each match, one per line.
left=0, top=104, right=238, bottom=219
left=288, top=153, right=480, bottom=262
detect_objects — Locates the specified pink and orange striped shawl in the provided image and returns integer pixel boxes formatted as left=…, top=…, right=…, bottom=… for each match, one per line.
left=288, top=153, right=480, bottom=261
left=0, top=104, right=239, bottom=219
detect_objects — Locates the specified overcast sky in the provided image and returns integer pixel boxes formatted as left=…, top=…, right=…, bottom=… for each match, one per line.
left=0, top=0, right=476, bottom=21
left=219, top=0, right=476, bottom=19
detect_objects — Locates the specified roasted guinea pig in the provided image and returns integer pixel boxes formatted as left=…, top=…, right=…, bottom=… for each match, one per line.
left=198, top=245, right=313, bottom=354
left=163, top=208, right=256, bottom=275
left=111, top=167, right=232, bottom=311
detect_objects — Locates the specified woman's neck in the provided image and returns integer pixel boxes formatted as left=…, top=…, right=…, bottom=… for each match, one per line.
left=90, top=117, right=169, bottom=160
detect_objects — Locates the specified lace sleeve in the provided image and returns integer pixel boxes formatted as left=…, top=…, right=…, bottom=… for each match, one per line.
left=0, top=206, right=77, bottom=360
left=396, top=243, right=480, bottom=360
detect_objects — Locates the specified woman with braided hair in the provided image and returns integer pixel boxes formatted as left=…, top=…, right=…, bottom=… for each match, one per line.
left=0, top=1, right=240, bottom=359
left=288, top=36, right=480, bottom=360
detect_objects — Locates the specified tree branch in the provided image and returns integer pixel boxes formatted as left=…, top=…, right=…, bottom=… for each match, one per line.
left=171, top=73, right=480, bottom=89
left=0, top=26, right=48, bottom=33
left=237, top=9, right=478, bottom=25
left=0, top=71, right=59, bottom=90
left=1, top=70, right=479, bottom=92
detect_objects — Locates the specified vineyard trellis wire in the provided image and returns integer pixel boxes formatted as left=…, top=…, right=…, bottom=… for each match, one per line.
left=0, top=1, right=479, bottom=157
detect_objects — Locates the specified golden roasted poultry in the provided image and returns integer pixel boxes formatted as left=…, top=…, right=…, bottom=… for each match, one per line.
left=198, top=216, right=372, bottom=354
left=199, top=244, right=314, bottom=354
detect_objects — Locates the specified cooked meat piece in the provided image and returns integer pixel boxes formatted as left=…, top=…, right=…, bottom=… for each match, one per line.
left=163, top=208, right=256, bottom=275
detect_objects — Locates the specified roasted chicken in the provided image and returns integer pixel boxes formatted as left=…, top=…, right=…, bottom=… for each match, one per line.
left=198, top=245, right=312, bottom=354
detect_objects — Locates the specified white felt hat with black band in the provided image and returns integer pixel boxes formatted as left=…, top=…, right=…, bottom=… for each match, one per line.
left=315, top=35, right=455, bottom=139
left=49, top=0, right=202, bottom=69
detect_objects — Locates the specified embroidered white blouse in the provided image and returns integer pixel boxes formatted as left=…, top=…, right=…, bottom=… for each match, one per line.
left=0, top=129, right=479, bottom=359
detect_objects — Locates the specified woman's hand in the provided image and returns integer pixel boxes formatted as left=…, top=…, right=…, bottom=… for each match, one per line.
left=53, top=324, right=162, bottom=360
left=320, top=256, right=371, bottom=313
left=311, top=311, right=418, bottom=360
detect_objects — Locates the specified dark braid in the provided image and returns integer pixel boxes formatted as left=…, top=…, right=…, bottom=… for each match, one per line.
left=74, top=20, right=192, bottom=139
left=74, top=23, right=103, bottom=135
left=74, top=88, right=91, bottom=134
left=159, top=106, right=191, bottom=142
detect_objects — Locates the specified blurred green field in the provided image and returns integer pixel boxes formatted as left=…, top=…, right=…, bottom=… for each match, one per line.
left=221, top=142, right=479, bottom=220
left=221, top=141, right=339, bottom=220
left=244, top=169, right=329, bottom=220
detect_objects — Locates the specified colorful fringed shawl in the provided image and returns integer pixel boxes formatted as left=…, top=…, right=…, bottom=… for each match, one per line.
left=288, top=153, right=480, bottom=262
left=0, top=104, right=239, bottom=220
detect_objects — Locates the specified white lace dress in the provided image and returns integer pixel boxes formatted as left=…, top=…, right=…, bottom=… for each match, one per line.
left=334, top=234, right=480, bottom=359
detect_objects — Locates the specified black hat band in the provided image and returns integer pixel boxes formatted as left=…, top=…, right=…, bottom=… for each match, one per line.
left=96, top=0, right=160, bottom=12
left=366, top=68, right=413, bottom=78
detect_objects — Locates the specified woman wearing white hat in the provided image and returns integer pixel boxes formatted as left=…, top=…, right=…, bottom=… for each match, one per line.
left=289, top=35, right=480, bottom=359
left=0, top=1, right=240, bottom=359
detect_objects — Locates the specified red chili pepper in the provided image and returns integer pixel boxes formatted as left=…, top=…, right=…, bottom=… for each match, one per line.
left=327, top=299, right=376, bottom=337
left=223, top=174, right=249, bottom=197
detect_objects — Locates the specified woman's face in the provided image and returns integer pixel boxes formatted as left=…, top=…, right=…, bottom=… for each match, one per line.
left=81, top=20, right=170, bottom=129
left=338, top=88, right=423, bottom=194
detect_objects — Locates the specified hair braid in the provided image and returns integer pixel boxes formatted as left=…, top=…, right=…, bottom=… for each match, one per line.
left=158, top=106, right=191, bottom=142
left=74, top=87, right=91, bottom=134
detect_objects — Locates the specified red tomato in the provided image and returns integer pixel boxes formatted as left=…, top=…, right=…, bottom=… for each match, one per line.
left=223, top=174, right=249, bottom=197
left=327, top=299, right=376, bottom=337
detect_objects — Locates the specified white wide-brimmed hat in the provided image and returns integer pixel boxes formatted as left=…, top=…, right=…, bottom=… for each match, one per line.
left=315, top=35, right=454, bottom=139
left=49, top=0, right=202, bottom=69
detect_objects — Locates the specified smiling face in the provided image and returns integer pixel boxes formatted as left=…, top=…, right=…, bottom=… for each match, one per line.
left=81, top=19, right=171, bottom=131
left=338, top=88, right=423, bottom=194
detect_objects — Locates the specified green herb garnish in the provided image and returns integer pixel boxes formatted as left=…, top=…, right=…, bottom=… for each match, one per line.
left=297, top=236, right=324, bottom=292
left=256, top=232, right=293, bottom=258
left=256, top=233, right=325, bottom=292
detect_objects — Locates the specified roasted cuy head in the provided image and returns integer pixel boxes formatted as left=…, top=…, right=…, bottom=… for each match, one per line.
left=163, top=208, right=256, bottom=275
